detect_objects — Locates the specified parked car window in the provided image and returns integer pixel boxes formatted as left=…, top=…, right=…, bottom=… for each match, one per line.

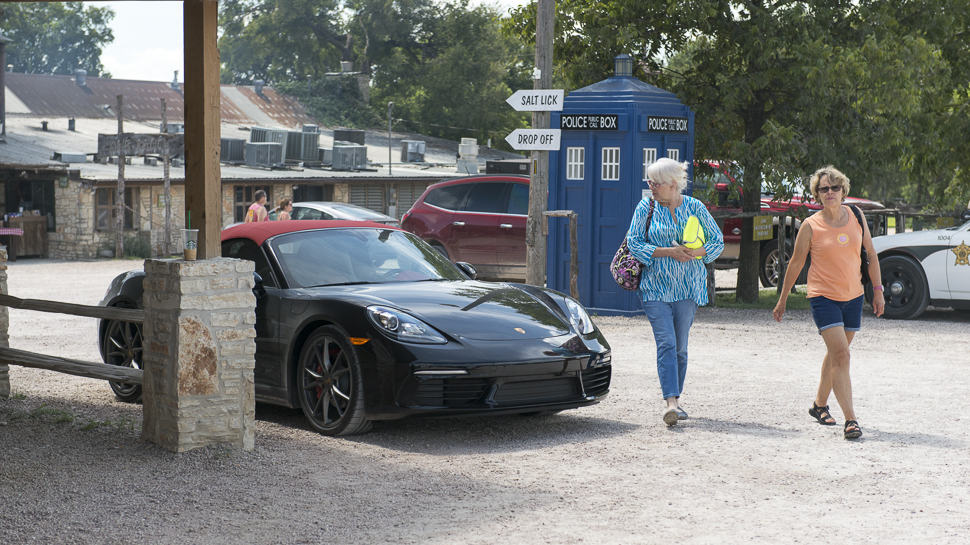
left=292, top=206, right=332, bottom=220
left=222, top=238, right=277, bottom=287
left=462, top=182, right=508, bottom=214
left=424, top=185, right=470, bottom=210
left=508, top=183, right=529, bottom=215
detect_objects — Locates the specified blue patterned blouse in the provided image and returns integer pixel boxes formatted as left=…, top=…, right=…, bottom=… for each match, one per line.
left=625, top=195, right=724, bottom=305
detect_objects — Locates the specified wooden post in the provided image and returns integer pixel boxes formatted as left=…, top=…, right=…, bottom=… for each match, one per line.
left=116, top=94, right=126, bottom=258
left=544, top=210, right=578, bottom=300
left=897, top=212, right=905, bottom=234
left=183, top=0, right=222, bottom=258
left=161, top=98, right=172, bottom=256
left=776, top=212, right=788, bottom=296
left=525, top=0, right=554, bottom=287
left=0, top=247, right=8, bottom=398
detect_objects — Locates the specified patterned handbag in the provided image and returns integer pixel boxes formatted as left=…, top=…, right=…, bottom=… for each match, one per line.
left=611, top=200, right=655, bottom=290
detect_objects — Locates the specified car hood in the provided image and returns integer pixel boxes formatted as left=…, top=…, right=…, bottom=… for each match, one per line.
left=301, top=281, right=573, bottom=341
left=873, top=229, right=952, bottom=252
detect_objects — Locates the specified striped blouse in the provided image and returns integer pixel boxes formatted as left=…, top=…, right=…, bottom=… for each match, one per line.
left=625, top=195, right=724, bottom=305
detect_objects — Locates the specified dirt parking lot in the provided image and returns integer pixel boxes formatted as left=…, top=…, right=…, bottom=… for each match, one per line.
left=1, top=259, right=969, bottom=544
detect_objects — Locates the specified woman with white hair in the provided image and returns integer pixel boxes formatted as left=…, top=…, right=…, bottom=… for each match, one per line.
left=626, top=158, right=724, bottom=426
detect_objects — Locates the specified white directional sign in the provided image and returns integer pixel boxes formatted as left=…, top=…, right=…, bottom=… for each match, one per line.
left=506, top=89, right=564, bottom=111
left=505, top=128, right=561, bottom=151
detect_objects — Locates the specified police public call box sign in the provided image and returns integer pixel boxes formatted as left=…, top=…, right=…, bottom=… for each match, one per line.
left=560, top=114, right=619, bottom=130
left=647, top=116, right=689, bottom=133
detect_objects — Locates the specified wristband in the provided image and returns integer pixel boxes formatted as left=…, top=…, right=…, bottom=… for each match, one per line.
left=872, top=285, right=884, bottom=291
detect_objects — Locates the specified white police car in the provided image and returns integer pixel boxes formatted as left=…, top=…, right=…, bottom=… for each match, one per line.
left=873, top=219, right=970, bottom=319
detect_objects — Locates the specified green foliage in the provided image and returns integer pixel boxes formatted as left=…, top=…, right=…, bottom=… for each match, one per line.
left=123, top=233, right=151, bottom=259
left=0, top=2, right=115, bottom=76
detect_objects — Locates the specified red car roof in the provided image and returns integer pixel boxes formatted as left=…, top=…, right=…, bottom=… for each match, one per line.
left=222, top=220, right=403, bottom=246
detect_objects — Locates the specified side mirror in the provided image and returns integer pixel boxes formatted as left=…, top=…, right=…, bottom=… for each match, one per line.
left=455, top=261, right=477, bottom=280
left=253, top=271, right=265, bottom=295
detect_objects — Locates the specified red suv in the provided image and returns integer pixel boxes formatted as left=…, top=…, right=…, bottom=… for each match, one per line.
left=694, top=161, right=884, bottom=287
left=401, top=175, right=529, bottom=281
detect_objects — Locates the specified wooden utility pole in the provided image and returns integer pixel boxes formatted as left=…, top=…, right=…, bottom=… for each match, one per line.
left=161, top=98, right=172, bottom=256
left=525, top=0, right=554, bottom=286
left=183, top=0, right=222, bottom=258
left=116, top=94, right=125, bottom=258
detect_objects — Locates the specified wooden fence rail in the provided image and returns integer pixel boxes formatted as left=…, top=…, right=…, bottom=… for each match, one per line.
left=0, top=293, right=143, bottom=384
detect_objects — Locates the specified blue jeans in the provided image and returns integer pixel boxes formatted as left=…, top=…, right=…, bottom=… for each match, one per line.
left=642, top=299, right=698, bottom=399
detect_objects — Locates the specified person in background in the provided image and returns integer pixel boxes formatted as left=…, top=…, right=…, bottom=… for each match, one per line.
left=245, top=190, right=269, bottom=223
left=772, top=165, right=884, bottom=440
left=274, top=198, right=293, bottom=221
left=626, top=158, right=724, bottom=427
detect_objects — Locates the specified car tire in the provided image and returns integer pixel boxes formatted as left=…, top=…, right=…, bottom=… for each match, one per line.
left=101, top=314, right=144, bottom=403
left=297, top=325, right=371, bottom=436
left=880, top=255, right=929, bottom=320
left=759, top=239, right=808, bottom=288
left=429, top=241, right=449, bottom=260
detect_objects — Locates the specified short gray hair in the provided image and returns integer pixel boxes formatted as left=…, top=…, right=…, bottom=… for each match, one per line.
left=646, top=158, right=689, bottom=191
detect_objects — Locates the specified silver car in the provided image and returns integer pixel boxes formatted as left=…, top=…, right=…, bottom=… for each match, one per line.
left=279, top=201, right=400, bottom=226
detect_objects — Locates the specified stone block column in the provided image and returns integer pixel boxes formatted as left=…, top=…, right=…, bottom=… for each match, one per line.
left=0, top=247, right=9, bottom=398
left=141, top=258, right=256, bottom=452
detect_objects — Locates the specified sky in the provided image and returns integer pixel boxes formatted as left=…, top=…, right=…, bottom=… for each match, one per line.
left=90, top=1, right=530, bottom=82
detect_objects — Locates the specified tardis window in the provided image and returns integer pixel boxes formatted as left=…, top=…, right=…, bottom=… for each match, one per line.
left=566, top=147, right=585, bottom=180
left=642, top=148, right=658, bottom=180
left=601, top=147, right=620, bottom=181
left=667, top=149, right=680, bottom=161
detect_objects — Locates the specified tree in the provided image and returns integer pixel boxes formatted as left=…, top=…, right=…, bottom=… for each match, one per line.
left=0, top=2, right=114, bottom=76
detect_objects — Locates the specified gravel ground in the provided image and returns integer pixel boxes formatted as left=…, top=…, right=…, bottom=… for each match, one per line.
left=1, top=259, right=969, bottom=545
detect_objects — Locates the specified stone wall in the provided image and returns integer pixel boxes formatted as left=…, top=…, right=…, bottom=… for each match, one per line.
left=141, top=257, right=256, bottom=452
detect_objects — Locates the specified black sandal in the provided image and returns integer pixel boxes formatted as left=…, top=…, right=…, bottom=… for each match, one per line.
left=809, top=402, right=837, bottom=426
left=844, top=420, right=863, bottom=440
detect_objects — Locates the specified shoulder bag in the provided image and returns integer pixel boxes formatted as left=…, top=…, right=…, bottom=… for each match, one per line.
left=611, top=200, right=655, bottom=290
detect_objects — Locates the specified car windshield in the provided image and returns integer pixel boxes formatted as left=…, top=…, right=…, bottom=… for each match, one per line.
left=270, top=228, right=466, bottom=287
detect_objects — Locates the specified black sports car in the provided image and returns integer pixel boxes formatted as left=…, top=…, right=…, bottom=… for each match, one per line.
left=99, top=220, right=612, bottom=435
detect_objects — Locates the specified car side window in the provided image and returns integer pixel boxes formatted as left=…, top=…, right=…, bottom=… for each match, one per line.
left=507, top=183, right=528, bottom=215
left=462, top=182, right=509, bottom=214
left=293, top=207, right=330, bottom=220
left=222, top=238, right=277, bottom=287
left=424, top=185, right=469, bottom=210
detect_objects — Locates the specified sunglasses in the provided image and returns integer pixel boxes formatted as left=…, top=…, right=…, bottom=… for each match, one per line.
left=817, top=185, right=843, bottom=194
left=646, top=180, right=665, bottom=188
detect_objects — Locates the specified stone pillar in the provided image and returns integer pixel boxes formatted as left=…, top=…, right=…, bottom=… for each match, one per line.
left=141, top=258, right=256, bottom=452
left=0, top=246, right=9, bottom=398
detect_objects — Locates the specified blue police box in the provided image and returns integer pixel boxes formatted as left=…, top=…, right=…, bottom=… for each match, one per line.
left=547, top=54, right=695, bottom=315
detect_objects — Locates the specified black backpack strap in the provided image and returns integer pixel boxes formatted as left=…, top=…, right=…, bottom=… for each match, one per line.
left=848, top=204, right=864, bottom=233
left=645, top=199, right=655, bottom=244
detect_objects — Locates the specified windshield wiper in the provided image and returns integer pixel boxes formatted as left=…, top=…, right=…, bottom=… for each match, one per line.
left=306, top=281, right=381, bottom=287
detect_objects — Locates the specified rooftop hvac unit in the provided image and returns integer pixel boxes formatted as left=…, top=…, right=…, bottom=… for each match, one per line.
left=245, top=142, right=284, bottom=168
left=300, top=132, right=320, bottom=164
left=302, top=124, right=319, bottom=133
left=250, top=127, right=287, bottom=146
left=332, top=143, right=367, bottom=171
left=400, top=140, right=426, bottom=162
left=333, top=128, right=365, bottom=146
left=221, top=138, right=246, bottom=163
left=283, top=130, right=304, bottom=162
left=459, top=142, right=478, bottom=158
left=318, top=148, right=333, bottom=166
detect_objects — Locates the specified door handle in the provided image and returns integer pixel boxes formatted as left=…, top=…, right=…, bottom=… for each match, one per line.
left=499, top=224, right=513, bottom=229
left=452, top=221, right=466, bottom=226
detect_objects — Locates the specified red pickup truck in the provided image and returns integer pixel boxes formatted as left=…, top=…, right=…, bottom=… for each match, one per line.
left=693, top=161, right=884, bottom=287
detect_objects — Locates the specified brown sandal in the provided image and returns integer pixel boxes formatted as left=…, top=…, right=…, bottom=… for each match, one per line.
left=809, top=402, right=837, bottom=426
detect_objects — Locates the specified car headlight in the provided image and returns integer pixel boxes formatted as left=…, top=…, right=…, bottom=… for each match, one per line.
left=563, top=297, right=595, bottom=335
left=366, top=305, right=447, bottom=344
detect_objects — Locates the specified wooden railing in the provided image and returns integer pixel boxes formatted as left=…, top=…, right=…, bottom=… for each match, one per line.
left=0, top=293, right=143, bottom=384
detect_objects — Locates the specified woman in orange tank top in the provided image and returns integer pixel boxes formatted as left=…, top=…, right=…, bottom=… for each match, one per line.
left=772, top=166, right=884, bottom=440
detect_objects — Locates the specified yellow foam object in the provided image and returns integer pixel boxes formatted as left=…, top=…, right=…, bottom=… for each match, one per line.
left=682, top=215, right=705, bottom=259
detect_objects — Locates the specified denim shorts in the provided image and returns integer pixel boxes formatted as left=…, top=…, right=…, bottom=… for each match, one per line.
left=808, top=295, right=863, bottom=333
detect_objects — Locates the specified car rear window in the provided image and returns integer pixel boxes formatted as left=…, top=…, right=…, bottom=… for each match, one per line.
left=462, top=182, right=508, bottom=214
left=424, top=185, right=469, bottom=210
